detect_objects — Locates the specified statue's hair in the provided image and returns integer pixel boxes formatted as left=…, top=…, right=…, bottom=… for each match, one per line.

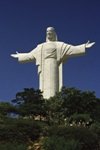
left=46, top=27, right=58, bottom=41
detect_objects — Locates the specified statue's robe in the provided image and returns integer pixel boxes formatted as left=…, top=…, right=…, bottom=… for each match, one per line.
left=17, top=41, right=85, bottom=99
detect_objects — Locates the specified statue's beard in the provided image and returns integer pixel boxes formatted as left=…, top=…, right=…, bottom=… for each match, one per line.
left=46, top=34, right=57, bottom=42
left=47, top=36, right=56, bottom=41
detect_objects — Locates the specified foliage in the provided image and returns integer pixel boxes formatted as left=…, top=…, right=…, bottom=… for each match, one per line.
left=10, top=87, right=100, bottom=124
left=46, top=87, right=100, bottom=124
left=90, top=122, right=100, bottom=138
left=0, top=87, right=100, bottom=149
left=46, top=126, right=99, bottom=150
left=0, top=142, right=27, bottom=150
left=68, top=113, right=93, bottom=127
left=42, top=136, right=81, bottom=150
left=0, top=102, right=16, bottom=116
left=0, top=118, right=45, bottom=142
left=61, top=87, right=100, bottom=119
left=44, top=95, right=64, bottom=125
left=11, top=88, right=46, bottom=118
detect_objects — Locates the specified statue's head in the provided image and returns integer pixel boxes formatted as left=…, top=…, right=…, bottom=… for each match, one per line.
left=46, top=27, right=58, bottom=42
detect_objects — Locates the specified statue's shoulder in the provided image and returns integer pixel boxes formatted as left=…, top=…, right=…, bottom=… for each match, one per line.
left=37, top=42, right=46, bottom=47
left=56, top=41, right=64, bottom=49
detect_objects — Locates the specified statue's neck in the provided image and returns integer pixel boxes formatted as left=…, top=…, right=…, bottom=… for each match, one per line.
left=46, top=39, right=57, bottom=42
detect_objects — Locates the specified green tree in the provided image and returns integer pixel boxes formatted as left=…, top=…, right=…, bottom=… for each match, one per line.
left=12, top=88, right=46, bottom=119
left=0, top=142, right=27, bottom=150
left=42, top=136, right=81, bottom=150
left=46, top=126, right=99, bottom=150
left=45, top=95, right=64, bottom=125
left=44, top=87, right=100, bottom=125
left=0, top=102, right=16, bottom=117
left=60, top=87, right=100, bottom=122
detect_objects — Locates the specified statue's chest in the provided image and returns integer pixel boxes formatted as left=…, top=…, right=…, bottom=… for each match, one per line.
left=43, top=43, right=57, bottom=59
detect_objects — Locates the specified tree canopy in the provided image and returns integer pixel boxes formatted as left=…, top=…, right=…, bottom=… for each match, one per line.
left=0, top=87, right=100, bottom=150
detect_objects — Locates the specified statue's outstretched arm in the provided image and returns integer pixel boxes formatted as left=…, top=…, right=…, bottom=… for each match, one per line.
left=11, top=50, right=36, bottom=63
left=66, top=41, right=95, bottom=57
left=61, top=41, right=95, bottom=62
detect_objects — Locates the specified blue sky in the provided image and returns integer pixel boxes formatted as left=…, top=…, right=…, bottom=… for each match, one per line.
left=0, top=0, right=100, bottom=101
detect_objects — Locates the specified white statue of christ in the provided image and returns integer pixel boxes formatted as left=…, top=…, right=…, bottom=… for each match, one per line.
left=11, top=27, right=95, bottom=99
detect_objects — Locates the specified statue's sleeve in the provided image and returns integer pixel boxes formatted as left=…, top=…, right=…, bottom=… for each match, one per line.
left=61, top=43, right=86, bottom=61
left=11, top=47, right=37, bottom=63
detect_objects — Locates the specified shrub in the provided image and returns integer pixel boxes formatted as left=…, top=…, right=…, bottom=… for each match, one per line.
left=90, top=122, right=100, bottom=138
left=0, top=142, right=27, bottom=150
left=42, top=136, right=81, bottom=150
left=0, top=118, right=45, bottom=142
left=46, top=126, right=99, bottom=150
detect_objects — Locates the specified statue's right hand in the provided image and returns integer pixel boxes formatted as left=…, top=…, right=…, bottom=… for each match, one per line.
left=11, top=54, right=18, bottom=58
left=11, top=52, right=34, bottom=62
left=11, top=52, right=22, bottom=58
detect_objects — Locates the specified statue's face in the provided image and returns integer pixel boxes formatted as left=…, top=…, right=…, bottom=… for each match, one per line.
left=46, top=30, right=56, bottom=41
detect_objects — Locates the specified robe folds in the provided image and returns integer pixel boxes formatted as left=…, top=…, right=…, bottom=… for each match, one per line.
left=27, top=41, right=85, bottom=99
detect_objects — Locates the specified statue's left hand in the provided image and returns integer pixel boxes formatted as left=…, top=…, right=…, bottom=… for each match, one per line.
left=85, top=41, right=95, bottom=48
